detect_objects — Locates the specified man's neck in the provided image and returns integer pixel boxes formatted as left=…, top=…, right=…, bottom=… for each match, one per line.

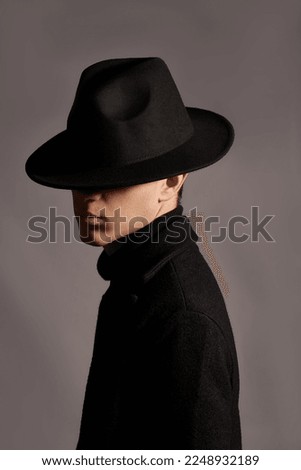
left=103, top=203, right=180, bottom=256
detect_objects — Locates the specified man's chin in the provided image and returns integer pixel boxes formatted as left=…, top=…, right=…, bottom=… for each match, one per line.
left=79, top=236, right=108, bottom=247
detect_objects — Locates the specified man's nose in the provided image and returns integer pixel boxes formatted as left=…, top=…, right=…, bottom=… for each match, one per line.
left=78, top=189, right=104, bottom=201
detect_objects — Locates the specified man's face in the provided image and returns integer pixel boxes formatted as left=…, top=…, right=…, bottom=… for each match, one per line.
left=72, top=179, right=171, bottom=247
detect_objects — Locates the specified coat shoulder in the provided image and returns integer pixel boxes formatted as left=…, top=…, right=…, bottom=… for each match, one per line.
left=137, top=241, right=238, bottom=363
left=142, top=241, right=229, bottom=327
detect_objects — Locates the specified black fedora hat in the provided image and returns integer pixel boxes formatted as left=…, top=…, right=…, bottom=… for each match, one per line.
left=25, top=57, right=234, bottom=190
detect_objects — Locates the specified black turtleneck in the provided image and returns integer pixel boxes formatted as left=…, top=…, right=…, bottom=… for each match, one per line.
left=102, top=204, right=184, bottom=256
left=96, top=204, right=198, bottom=288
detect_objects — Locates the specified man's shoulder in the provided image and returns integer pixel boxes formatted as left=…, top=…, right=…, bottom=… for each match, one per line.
left=137, top=240, right=236, bottom=347
left=145, top=241, right=227, bottom=315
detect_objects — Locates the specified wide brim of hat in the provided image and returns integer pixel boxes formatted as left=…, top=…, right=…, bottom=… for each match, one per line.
left=25, top=107, right=234, bottom=190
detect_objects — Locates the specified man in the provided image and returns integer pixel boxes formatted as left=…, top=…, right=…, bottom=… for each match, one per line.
left=25, top=57, right=242, bottom=449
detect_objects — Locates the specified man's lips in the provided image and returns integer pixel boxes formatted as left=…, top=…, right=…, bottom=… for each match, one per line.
left=81, top=213, right=108, bottom=226
left=86, top=211, right=108, bottom=218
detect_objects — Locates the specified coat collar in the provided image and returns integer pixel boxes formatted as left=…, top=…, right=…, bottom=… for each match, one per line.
left=96, top=204, right=199, bottom=291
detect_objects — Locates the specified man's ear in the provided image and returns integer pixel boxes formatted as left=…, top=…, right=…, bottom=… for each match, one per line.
left=159, top=173, right=188, bottom=202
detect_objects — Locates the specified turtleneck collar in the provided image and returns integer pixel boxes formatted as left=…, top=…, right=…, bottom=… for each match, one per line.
left=96, top=204, right=199, bottom=290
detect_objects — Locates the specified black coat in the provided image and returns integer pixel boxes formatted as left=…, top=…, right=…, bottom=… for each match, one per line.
left=76, top=205, right=242, bottom=450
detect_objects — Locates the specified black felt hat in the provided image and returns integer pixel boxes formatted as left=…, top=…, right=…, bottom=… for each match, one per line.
left=25, top=57, right=234, bottom=190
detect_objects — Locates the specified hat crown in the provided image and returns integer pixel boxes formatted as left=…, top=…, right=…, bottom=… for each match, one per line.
left=66, top=57, right=194, bottom=167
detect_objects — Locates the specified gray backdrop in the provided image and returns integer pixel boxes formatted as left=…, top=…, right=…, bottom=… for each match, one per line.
left=1, top=0, right=300, bottom=450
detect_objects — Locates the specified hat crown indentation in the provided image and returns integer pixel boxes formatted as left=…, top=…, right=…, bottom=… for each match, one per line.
left=95, top=78, right=151, bottom=122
